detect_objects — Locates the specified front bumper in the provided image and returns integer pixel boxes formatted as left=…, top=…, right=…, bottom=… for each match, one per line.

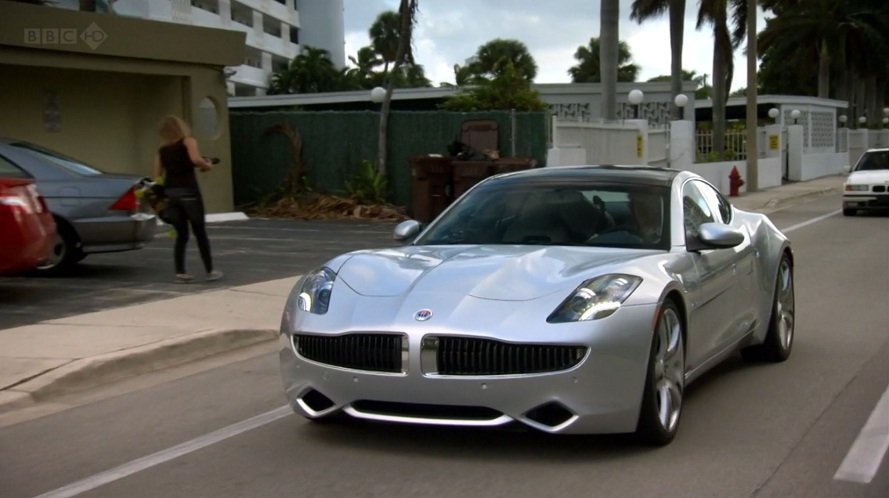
left=279, top=303, right=658, bottom=435
left=843, top=193, right=889, bottom=211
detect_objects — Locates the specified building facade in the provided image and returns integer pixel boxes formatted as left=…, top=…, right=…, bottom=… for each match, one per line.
left=0, top=1, right=245, bottom=212
left=53, top=0, right=345, bottom=97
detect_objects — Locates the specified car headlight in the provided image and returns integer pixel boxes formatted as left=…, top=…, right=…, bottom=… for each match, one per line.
left=547, top=274, right=642, bottom=323
left=844, top=184, right=868, bottom=192
left=297, top=267, right=336, bottom=314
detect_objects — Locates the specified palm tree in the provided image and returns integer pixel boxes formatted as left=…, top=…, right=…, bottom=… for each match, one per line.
left=454, top=39, right=538, bottom=83
left=568, top=37, right=639, bottom=83
left=268, top=46, right=341, bottom=94
left=631, top=0, right=687, bottom=119
left=697, top=0, right=747, bottom=156
left=369, top=11, right=402, bottom=75
left=758, top=0, right=889, bottom=120
left=600, top=0, right=620, bottom=121
left=376, top=0, right=419, bottom=176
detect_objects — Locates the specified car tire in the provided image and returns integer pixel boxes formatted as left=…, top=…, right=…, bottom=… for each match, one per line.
left=843, top=208, right=856, bottom=216
left=34, top=219, right=82, bottom=276
left=635, top=300, right=685, bottom=446
left=742, top=254, right=794, bottom=363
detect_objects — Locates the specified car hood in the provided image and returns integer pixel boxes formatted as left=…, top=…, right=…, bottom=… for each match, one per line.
left=334, top=245, right=650, bottom=301
left=848, top=170, right=889, bottom=184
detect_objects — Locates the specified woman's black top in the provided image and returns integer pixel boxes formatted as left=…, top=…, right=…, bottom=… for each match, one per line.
left=159, top=139, right=198, bottom=189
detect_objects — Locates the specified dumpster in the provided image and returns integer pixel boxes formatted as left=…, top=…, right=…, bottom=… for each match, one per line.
left=409, top=155, right=453, bottom=222
left=452, top=161, right=493, bottom=198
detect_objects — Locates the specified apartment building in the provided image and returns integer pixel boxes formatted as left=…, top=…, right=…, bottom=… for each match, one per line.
left=54, top=0, right=346, bottom=96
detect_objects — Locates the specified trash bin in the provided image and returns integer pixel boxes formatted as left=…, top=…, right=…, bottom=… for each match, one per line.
left=452, top=160, right=493, bottom=198
left=409, top=155, right=453, bottom=222
left=492, top=157, right=537, bottom=175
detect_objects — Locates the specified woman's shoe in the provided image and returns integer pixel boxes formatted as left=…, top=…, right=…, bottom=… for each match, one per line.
left=206, top=270, right=223, bottom=281
left=175, top=273, right=194, bottom=283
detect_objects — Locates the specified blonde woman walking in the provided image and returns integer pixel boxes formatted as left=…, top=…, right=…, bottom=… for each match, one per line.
left=154, top=115, right=222, bottom=283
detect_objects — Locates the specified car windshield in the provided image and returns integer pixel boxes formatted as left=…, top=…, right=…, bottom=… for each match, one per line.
left=11, top=142, right=104, bottom=176
left=415, top=181, right=670, bottom=250
left=855, top=150, right=889, bottom=171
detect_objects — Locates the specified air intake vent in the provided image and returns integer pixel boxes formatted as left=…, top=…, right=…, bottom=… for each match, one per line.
left=294, top=333, right=404, bottom=373
left=431, top=336, right=586, bottom=375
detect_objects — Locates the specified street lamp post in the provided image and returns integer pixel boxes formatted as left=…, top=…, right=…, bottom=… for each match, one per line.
left=791, top=109, right=801, bottom=125
left=768, top=108, right=779, bottom=122
left=628, top=89, right=644, bottom=119
left=674, top=94, right=688, bottom=120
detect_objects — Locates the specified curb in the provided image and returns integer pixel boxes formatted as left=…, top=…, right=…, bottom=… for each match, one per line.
left=0, top=328, right=276, bottom=415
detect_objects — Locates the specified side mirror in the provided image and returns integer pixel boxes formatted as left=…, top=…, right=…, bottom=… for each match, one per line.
left=393, top=219, right=421, bottom=242
left=688, top=222, right=744, bottom=251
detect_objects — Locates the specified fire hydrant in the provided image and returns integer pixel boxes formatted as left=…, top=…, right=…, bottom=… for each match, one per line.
left=729, top=166, right=744, bottom=197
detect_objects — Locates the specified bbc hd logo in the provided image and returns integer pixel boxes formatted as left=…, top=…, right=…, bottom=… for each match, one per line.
left=24, top=22, right=108, bottom=50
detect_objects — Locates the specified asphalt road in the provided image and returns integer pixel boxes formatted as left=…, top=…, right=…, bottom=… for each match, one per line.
left=0, top=218, right=401, bottom=330
left=1, top=194, right=887, bottom=498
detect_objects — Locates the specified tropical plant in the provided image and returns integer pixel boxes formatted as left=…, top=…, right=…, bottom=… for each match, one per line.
left=369, top=11, right=403, bottom=75
left=568, top=37, right=639, bottom=83
left=647, top=70, right=710, bottom=99
left=344, top=160, right=389, bottom=205
left=376, top=0, right=419, bottom=176
left=268, top=46, right=342, bottom=94
left=440, top=62, right=548, bottom=112
left=758, top=0, right=889, bottom=124
left=696, top=0, right=747, bottom=157
left=453, top=39, right=538, bottom=83
left=631, top=0, right=687, bottom=119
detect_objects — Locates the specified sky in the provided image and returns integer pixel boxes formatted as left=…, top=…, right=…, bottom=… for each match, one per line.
left=342, top=0, right=769, bottom=92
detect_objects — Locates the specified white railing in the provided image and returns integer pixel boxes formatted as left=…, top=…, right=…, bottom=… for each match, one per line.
left=696, top=129, right=748, bottom=160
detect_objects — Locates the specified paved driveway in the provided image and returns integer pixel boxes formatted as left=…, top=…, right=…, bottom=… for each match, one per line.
left=0, top=219, right=400, bottom=329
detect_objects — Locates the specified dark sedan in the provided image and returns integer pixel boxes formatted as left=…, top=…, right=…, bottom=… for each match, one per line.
left=0, top=139, right=156, bottom=274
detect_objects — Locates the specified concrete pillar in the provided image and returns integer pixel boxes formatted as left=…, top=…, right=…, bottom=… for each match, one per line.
left=219, top=0, right=231, bottom=27
left=627, top=118, right=648, bottom=165
left=764, top=124, right=782, bottom=159
left=787, top=124, right=804, bottom=181
left=876, top=129, right=889, bottom=148
left=848, top=129, right=869, bottom=167
left=669, top=120, right=694, bottom=171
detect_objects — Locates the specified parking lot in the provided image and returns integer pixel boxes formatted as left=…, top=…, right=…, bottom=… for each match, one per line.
left=0, top=218, right=400, bottom=329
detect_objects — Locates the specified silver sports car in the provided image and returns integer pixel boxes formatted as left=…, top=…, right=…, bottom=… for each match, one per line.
left=279, top=165, right=794, bottom=445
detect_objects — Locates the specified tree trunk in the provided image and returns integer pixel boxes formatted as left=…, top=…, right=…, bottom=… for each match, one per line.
left=745, top=0, right=758, bottom=191
left=376, top=0, right=415, bottom=176
left=670, top=0, right=686, bottom=120
left=711, top=5, right=730, bottom=157
left=817, top=39, right=830, bottom=99
left=600, top=0, right=619, bottom=122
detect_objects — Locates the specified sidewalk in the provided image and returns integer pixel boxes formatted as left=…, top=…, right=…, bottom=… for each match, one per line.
left=0, top=175, right=846, bottom=415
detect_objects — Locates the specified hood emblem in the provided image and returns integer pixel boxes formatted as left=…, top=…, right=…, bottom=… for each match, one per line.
left=414, top=309, right=433, bottom=321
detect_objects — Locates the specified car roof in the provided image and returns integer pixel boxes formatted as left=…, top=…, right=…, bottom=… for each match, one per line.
left=486, top=165, right=681, bottom=188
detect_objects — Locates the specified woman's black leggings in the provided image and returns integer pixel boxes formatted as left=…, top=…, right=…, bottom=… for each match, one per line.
left=165, top=188, right=213, bottom=275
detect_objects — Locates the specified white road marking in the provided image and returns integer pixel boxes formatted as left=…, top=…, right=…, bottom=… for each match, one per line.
left=32, top=406, right=291, bottom=498
left=781, top=210, right=841, bottom=234
left=834, top=384, right=889, bottom=484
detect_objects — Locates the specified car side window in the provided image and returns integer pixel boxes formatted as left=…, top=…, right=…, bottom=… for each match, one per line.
left=682, top=182, right=716, bottom=244
left=0, top=155, right=30, bottom=179
left=696, top=181, right=732, bottom=224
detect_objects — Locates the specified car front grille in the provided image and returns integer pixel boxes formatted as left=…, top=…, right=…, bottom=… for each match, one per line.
left=293, top=333, right=587, bottom=376
left=873, top=186, right=886, bottom=193
left=427, top=336, right=587, bottom=375
left=294, top=333, right=404, bottom=373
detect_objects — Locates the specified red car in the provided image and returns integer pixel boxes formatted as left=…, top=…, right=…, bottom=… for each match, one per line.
left=0, top=177, right=56, bottom=275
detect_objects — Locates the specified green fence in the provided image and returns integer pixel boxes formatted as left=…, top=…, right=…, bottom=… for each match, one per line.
left=229, top=110, right=549, bottom=209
